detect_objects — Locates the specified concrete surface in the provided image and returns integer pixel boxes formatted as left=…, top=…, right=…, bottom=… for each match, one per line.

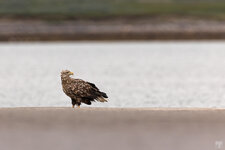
left=0, top=107, right=225, bottom=150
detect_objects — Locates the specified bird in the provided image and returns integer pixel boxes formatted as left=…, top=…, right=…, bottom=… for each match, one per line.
left=61, top=70, right=108, bottom=108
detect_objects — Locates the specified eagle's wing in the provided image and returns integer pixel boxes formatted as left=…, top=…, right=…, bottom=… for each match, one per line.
left=86, top=81, right=108, bottom=98
left=70, top=79, right=105, bottom=100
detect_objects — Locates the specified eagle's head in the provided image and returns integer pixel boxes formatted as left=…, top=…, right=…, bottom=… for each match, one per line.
left=61, top=70, right=74, bottom=78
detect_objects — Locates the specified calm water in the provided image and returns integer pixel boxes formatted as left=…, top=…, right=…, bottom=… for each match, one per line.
left=0, top=41, right=225, bottom=108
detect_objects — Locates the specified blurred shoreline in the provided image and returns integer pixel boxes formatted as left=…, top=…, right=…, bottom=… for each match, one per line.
left=1, top=17, right=225, bottom=41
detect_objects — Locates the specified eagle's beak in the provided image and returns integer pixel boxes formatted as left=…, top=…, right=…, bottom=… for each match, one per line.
left=69, top=72, right=74, bottom=75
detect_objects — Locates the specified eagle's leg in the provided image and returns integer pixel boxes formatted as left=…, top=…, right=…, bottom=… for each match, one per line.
left=77, top=102, right=81, bottom=108
left=71, top=99, right=76, bottom=108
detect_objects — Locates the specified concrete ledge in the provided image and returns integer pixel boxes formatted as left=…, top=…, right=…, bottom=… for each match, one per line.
left=0, top=107, right=225, bottom=150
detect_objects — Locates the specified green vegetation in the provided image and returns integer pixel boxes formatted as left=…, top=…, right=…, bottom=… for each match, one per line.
left=0, top=0, right=225, bottom=19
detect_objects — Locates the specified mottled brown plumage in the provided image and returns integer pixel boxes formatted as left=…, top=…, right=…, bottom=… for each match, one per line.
left=61, top=70, right=108, bottom=108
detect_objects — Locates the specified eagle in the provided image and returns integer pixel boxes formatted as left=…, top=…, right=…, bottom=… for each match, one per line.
left=61, top=70, right=108, bottom=108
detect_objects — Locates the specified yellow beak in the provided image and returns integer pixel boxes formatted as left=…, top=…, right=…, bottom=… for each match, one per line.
left=69, top=72, right=74, bottom=75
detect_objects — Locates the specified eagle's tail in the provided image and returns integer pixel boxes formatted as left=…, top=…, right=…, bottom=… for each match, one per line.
left=96, top=96, right=108, bottom=102
left=100, top=92, right=108, bottom=98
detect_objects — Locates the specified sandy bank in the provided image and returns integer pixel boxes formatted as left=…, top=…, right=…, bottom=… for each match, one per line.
left=0, top=107, right=225, bottom=150
left=0, top=18, right=225, bottom=41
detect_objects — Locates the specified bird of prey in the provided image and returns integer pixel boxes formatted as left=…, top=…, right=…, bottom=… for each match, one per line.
left=61, top=70, right=108, bottom=108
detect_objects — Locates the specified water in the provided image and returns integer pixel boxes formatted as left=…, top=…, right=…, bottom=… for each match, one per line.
left=0, top=41, right=225, bottom=108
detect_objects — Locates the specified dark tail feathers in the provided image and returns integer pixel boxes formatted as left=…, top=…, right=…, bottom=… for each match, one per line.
left=101, top=92, right=108, bottom=98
